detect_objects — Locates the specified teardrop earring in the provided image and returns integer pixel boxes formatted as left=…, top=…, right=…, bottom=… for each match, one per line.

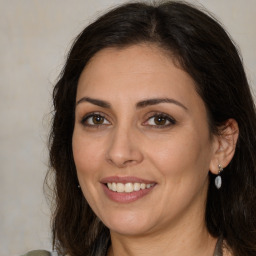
left=215, top=164, right=223, bottom=189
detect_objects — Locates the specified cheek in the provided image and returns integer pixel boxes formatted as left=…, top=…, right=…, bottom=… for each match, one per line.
left=72, top=132, right=106, bottom=212
left=147, top=132, right=211, bottom=215
left=72, top=132, right=104, bottom=179
left=148, top=129, right=212, bottom=183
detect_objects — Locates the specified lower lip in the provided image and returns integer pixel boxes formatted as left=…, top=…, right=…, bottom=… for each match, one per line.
left=102, top=184, right=155, bottom=203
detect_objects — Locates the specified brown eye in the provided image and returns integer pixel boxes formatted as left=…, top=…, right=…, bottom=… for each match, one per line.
left=92, top=115, right=104, bottom=124
left=145, top=114, right=176, bottom=128
left=81, top=113, right=111, bottom=126
left=154, top=116, right=168, bottom=125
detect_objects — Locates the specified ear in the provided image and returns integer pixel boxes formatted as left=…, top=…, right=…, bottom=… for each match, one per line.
left=209, top=119, right=239, bottom=175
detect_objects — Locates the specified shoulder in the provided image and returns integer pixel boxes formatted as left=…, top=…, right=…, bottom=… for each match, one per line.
left=21, top=250, right=54, bottom=256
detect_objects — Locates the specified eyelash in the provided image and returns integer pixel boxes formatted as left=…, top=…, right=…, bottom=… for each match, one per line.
left=80, top=112, right=176, bottom=128
left=143, top=113, right=176, bottom=128
left=80, top=112, right=110, bottom=127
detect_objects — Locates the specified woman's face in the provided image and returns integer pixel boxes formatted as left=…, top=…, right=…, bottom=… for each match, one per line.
left=72, top=44, right=218, bottom=236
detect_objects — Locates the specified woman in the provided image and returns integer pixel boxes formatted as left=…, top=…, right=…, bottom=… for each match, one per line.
left=23, top=1, right=256, bottom=256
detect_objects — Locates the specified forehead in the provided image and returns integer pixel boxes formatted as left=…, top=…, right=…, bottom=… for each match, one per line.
left=76, top=44, right=202, bottom=111
left=84, top=44, right=176, bottom=74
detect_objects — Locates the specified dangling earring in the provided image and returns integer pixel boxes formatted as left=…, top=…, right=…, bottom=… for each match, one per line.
left=215, top=164, right=223, bottom=189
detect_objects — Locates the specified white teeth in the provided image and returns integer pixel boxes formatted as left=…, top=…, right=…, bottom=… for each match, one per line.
left=107, top=183, right=112, bottom=189
left=112, top=182, right=117, bottom=192
left=124, top=183, right=133, bottom=193
left=116, top=183, right=125, bottom=192
left=140, top=183, right=146, bottom=189
left=134, top=183, right=141, bottom=191
left=107, top=182, right=154, bottom=193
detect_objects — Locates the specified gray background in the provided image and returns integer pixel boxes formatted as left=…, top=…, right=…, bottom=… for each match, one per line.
left=1, top=0, right=255, bottom=255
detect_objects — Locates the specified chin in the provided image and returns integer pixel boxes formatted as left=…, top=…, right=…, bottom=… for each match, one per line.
left=101, top=210, right=154, bottom=236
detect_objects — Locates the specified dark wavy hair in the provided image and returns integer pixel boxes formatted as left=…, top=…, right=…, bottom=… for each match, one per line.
left=47, top=1, right=256, bottom=256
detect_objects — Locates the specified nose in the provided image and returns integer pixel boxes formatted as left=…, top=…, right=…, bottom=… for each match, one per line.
left=105, top=126, right=144, bottom=168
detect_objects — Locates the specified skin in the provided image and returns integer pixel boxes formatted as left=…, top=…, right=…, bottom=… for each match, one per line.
left=72, top=44, right=238, bottom=256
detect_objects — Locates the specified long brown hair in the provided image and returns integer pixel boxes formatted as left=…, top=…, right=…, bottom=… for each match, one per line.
left=47, top=1, right=256, bottom=255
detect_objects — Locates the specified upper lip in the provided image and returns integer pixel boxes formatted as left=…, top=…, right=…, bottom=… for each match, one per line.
left=100, top=176, right=156, bottom=184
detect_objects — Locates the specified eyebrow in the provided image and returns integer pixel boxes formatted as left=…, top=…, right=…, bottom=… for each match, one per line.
left=136, top=98, right=188, bottom=110
left=76, top=97, right=187, bottom=111
left=76, top=97, right=111, bottom=108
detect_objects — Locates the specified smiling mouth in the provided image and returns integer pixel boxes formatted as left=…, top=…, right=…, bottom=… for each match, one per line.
left=106, top=182, right=155, bottom=193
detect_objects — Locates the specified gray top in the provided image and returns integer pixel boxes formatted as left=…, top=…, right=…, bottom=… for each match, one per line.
left=214, top=237, right=223, bottom=256
left=21, top=250, right=55, bottom=256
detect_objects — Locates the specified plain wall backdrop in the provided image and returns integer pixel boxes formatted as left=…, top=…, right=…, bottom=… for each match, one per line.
left=0, top=0, right=255, bottom=255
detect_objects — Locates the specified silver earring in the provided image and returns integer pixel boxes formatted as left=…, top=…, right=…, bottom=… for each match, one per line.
left=78, top=185, right=81, bottom=188
left=215, top=164, right=223, bottom=189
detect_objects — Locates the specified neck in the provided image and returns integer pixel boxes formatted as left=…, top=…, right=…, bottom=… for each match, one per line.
left=108, top=226, right=217, bottom=256
left=107, top=189, right=217, bottom=256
